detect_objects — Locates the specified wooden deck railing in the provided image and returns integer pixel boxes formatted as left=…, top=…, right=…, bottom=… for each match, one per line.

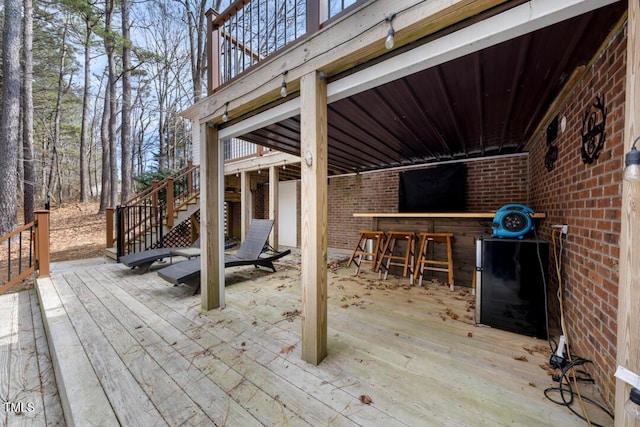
left=106, top=162, right=200, bottom=254
left=0, top=210, right=50, bottom=294
left=208, top=0, right=363, bottom=92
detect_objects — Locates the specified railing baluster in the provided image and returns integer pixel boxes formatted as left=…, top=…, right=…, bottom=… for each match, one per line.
left=18, top=231, right=23, bottom=275
left=7, top=237, right=11, bottom=282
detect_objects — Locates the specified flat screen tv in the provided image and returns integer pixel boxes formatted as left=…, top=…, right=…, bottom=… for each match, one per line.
left=398, top=164, right=467, bottom=212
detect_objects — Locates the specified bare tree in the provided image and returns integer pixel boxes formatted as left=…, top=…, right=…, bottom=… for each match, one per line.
left=47, top=16, right=73, bottom=205
left=0, top=0, right=22, bottom=235
left=79, top=1, right=101, bottom=202
left=98, top=70, right=112, bottom=213
left=105, top=0, right=119, bottom=206
left=121, top=0, right=134, bottom=202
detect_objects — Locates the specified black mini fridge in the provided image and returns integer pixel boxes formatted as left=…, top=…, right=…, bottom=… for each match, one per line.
left=475, top=238, right=548, bottom=339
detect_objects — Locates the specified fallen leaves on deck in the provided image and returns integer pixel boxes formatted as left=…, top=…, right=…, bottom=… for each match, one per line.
left=359, top=395, right=373, bottom=405
left=281, top=309, right=301, bottom=322
left=280, top=344, right=296, bottom=354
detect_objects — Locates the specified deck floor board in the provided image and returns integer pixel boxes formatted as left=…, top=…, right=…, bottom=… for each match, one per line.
left=0, top=290, right=65, bottom=426
left=30, top=253, right=610, bottom=426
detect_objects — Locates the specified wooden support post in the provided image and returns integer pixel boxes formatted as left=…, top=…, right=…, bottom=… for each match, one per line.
left=166, top=177, right=175, bottom=228
left=200, top=123, right=223, bottom=310
left=615, top=2, right=640, bottom=424
left=269, top=166, right=279, bottom=249
left=240, top=171, right=251, bottom=241
left=300, top=70, right=328, bottom=365
left=34, top=210, right=50, bottom=278
left=106, top=207, right=114, bottom=248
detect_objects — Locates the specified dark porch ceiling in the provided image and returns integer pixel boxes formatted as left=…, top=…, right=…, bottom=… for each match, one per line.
left=235, top=1, right=627, bottom=175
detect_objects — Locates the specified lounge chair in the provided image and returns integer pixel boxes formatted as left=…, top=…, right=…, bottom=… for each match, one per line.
left=119, top=238, right=201, bottom=273
left=157, top=219, right=291, bottom=292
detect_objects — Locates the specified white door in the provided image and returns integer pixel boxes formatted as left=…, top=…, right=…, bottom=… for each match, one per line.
left=278, top=181, right=297, bottom=247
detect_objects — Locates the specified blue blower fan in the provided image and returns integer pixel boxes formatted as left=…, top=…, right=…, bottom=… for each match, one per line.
left=492, top=204, right=534, bottom=239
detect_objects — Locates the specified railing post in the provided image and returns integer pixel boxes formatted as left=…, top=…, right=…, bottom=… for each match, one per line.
left=106, top=207, right=114, bottom=248
left=207, top=9, right=220, bottom=95
left=34, top=210, right=50, bottom=278
left=167, top=177, right=175, bottom=228
left=116, top=205, right=125, bottom=259
left=307, top=0, right=320, bottom=33
left=187, top=160, right=194, bottom=195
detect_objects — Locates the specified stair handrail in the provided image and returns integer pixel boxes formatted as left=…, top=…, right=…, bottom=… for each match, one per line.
left=107, top=161, right=200, bottom=254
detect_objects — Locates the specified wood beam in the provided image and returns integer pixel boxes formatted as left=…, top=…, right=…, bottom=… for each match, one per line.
left=269, top=166, right=279, bottom=249
left=300, top=71, right=328, bottom=365
left=615, top=2, right=640, bottom=424
left=201, top=123, right=223, bottom=310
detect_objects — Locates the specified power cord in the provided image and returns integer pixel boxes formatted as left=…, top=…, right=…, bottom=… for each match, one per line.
left=545, top=228, right=614, bottom=426
left=544, top=357, right=614, bottom=427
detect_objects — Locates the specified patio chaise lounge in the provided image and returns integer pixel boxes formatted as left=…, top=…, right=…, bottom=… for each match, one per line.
left=157, top=219, right=291, bottom=293
left=119, top=238, right=201, bottom=273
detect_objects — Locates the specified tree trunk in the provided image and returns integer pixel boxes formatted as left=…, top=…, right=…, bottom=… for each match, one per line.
left=79, top=18, right=93, bottom=202
left=105, top=0, right=118, bottom=206
left=98, top=77, right=111, bottom=213
left=120, top=0, right=133, bottom=202
left=0, top=0, right=22, bottom=235
left=22, top=0, right=35, bottom=223
left=48, top=18, right=70, bottom=205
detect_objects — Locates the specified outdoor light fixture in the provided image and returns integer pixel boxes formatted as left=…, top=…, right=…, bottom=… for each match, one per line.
left=280, top=71, right=288, bottom=98
left=282, top=160, right=286, bottom=170
left=624, top=136, right=640, bottom=182
left=385, top=14, right=396, bottom=50
left=222, top=102, right=229, bottom=122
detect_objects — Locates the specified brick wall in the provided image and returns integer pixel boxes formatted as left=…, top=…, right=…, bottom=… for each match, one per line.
left=326, top=156, right=530, bottom=250
left=528, top=24, right=626, bottom=409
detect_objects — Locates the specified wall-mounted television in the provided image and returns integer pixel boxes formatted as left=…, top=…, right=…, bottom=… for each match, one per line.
left=398, top=164, right=467, bottom=212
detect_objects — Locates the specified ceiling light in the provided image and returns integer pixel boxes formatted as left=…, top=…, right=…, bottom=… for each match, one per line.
left=222, top=102, right=229, bottom=122
left=385, top=14, right=396, bottom=50
left=280, top=71, right=288, bottom=98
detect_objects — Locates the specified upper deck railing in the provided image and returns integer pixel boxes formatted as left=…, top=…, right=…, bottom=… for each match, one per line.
left=208, top=0, right=362, bottom=93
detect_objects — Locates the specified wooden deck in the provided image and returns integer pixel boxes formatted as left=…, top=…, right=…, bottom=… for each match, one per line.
left=27, top=252, right=610, bottom=426
left=0, top=290, right=65, bottom=426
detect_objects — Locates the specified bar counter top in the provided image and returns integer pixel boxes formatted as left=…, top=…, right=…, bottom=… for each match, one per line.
left=353, top=212, right=546, bottom=219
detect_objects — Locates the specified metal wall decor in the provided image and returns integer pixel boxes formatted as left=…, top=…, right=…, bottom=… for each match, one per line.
left=581, top=94, right=607, bottom=164
left=545, top=115, right=559, bottom=172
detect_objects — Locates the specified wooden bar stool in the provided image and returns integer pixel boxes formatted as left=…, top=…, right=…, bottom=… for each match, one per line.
left=416, top=232, right=455, bottom=290
left=377, top=231, right=416, bottom=283
left=347, top=231, right=385, bottom=275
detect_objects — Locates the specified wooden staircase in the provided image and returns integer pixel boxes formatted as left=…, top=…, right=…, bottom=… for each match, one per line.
left=105, top=162, right=200, bottom=260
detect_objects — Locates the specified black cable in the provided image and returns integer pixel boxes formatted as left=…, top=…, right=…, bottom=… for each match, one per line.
left=544, top=358, right=614, bottom=427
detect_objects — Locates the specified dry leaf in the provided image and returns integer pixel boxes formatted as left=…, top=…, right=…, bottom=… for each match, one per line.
left=467, top=332, right=473, bottom=338
left=359, top=395, right=373, bottom=405
left=280, top=344, right=296, bottom=354
left=514, top=355, right=528, bottom=362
